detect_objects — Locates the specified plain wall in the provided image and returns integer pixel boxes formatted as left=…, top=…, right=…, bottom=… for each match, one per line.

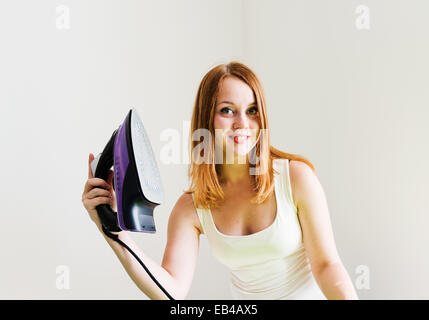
left=0, top=0, right=428, bottom=299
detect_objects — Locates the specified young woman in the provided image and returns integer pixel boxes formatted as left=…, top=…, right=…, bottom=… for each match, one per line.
left=82, top=61, right=358, bottom=300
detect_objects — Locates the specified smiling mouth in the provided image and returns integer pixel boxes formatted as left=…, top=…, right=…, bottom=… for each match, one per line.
left=230, top=136, right=249, bottom=144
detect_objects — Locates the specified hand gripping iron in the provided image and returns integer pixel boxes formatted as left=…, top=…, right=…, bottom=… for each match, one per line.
left=90, top=108, right=173, bottom=300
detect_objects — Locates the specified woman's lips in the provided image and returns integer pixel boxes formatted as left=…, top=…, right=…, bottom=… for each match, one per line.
left=230, top=136, right=249, bottom=144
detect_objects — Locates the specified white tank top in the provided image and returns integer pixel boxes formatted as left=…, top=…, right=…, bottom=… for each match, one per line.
left=192, top=158, right=327, bottom=300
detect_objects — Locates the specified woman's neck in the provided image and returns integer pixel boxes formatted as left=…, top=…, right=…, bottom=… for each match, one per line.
left=218, top=163, right=253, bottom=187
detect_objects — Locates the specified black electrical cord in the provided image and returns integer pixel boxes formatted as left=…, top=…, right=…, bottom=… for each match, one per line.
left=102, top=226, right=175, bottom=300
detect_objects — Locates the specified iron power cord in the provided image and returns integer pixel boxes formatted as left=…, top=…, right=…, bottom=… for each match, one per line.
left=101, top=226, right=175, bottom=300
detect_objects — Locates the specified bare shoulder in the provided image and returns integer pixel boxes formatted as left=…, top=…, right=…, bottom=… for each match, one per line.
left=170, top=193, right=203, bottom=235
left=289, top=159, right=315, bottom=178
left=288, top=160, right=319, bottom=209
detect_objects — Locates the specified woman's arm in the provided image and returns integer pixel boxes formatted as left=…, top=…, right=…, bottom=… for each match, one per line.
left=98, top=193, right=200, bottom=300
left=83, top=154, right=200, bottom=299
left=289, top=160, right=358, bottom=300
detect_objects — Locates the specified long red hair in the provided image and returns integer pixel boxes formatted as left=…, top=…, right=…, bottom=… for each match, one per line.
left=184, top=61, right=315, bottom=209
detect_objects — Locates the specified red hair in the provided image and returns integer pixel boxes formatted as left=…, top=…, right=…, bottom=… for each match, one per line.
left=184, top=61, right=315, bottom=209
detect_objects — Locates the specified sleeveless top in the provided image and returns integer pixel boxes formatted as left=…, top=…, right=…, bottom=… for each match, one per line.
left=192, top=158, right=327, bottom=300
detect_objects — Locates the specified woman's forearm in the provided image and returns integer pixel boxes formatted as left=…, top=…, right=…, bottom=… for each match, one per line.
left=314, top=261, right=359, bottom=300
left=98, top=225, right=181, bottom=300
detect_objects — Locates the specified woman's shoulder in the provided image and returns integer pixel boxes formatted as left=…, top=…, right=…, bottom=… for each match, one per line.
left=171, top=192, right=203, bottom=235
left=175, top=192, right=194, bottom=208
left=288, top=159, right=320, bottom=209
left=273, top=157, right=313, bottom=180
left=288, top=159, right=314, bottom=174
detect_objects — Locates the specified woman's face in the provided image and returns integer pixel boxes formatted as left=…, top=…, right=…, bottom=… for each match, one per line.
left=213, top=76, right=260, bottom=163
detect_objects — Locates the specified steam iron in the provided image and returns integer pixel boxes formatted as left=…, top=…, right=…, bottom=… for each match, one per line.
left=90, top=108, right=164, bottom=233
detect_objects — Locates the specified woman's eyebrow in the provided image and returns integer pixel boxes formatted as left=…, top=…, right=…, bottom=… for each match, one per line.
left=218, top=101, right=257, bottom=106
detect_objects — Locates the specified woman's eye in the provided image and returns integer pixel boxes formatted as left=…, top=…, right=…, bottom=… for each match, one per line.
left=219, top=106, right=258, bottom=115
left=248, top=107, right=258, bottom=115
left=220, top=107, right=233, bottom=114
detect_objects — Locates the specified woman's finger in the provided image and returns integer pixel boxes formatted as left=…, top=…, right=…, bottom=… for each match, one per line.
left=88, top=153, right=94, bottom=179
left=85, top=188, right=111, bottom=200
left=82, top=178, right=111, bottom=196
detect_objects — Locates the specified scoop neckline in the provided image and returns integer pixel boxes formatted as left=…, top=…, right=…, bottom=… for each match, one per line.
left=207, top=170, right=281, bottom=239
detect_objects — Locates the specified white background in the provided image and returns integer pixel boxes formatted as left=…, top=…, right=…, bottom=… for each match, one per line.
left=0, top=0, right=428, bottom=299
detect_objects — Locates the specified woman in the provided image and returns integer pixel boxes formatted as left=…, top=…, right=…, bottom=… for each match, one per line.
left=82, top=61, right=358, bottom=300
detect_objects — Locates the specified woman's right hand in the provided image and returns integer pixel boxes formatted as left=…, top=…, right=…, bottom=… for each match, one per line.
left=81, top=153, right=116, bottom=229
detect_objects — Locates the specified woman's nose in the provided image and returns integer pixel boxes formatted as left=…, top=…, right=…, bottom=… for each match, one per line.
left=233, top=110, right=249, bottom=129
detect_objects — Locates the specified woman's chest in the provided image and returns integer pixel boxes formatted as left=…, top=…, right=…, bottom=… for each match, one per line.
left=210, top=191, right=277, bottom=236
